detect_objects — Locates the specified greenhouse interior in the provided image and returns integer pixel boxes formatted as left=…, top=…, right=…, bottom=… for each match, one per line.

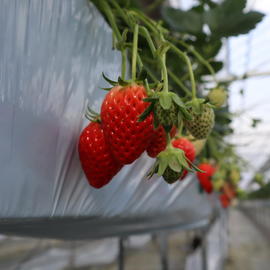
left=0, top=0, right=269, bottom=269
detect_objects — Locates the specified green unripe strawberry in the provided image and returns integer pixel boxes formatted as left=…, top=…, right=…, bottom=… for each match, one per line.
left=163, top=167, right=182, bottom=184
left=254, top=173, right=264, bottom=186
left=213, top=178, right=224, bottom=191
left=154, top=102, right=178, bottom=132
left=208, top=87, right=227, bottom=108
left=140, top=91, right=191, bottom=133
left=230, top=169, right=240, bottom=185
left=185, top=104, right=215, bottom=139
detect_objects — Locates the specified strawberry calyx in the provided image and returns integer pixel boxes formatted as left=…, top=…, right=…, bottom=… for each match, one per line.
left=85, top=106, right=101, bottom=123
left=102, top=69, right=150, bottom=91
left=139, top=90, right=191, bottom=132
left=185, top=98, right=210, bottom=115
left=147, top=141, right=203, bottom=183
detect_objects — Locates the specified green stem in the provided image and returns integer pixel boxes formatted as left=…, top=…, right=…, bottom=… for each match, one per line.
left=132, top=24, right=139, bottom=81
left=100, top=0, right=122, bottom=41
left=167, top=69, right=191, bottom=97
left=166, top=131, right=171, bottom=146
left=160, top=49, right=169, bottom=92
left=137, top=53, right=143, bottom=73
left=139, top=26, right=156, bottom=57
left=121, top=49, right=127, bottom=79
left=177, top=121, right=183, bottom=137
left=120, top=29, right=128, bottom=79
left=180, top=72, right=190, bottom=81
left=109, top=0, right=132, bottom=27
left=170, top=37, right=217, bottom=83
left=129, top=10, right=158, bottom=34
left=146, top=0, right=166, bottom=12
left=169, top=43, right=197, bottom=99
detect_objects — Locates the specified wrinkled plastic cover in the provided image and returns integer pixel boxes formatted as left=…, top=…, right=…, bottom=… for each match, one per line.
left=0, top=0, right=212, bottom=239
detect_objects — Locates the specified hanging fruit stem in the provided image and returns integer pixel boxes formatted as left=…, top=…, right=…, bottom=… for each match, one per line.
left=167, top=68, right=191, bottom=97
left=120, top=29, right=128, bottom=79
left=169, top=37, right=217, bottom=83
left=109, top=0, right=132, bottom=27
left=176, top=121, right=183, bottom=138
left=121, top=50, right=127, bottom=79
left=166, top=131, right=171, bottom=146
left=160, top=48, right=169, bottom=93
left=139, top=26, right=156, bottom=57
left=100, top=0, right=122, bottom=41
left=129, top=10, right=158, bottom=35
left=169, top=43, right=197, bottom=99
left=132, top=24, right=139, bottom=82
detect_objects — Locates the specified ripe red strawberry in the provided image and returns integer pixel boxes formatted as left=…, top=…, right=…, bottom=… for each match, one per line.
left=78, top=121, right=122, bottom=189
left=219, top=193, right=231, bottom=208
left=101, top=84, right=154, bottom=164
left=172, top=138, right=196, bottom=180
left=146, top=126, right=177, bottom=158
left=196, top=163, right=216, bottom=193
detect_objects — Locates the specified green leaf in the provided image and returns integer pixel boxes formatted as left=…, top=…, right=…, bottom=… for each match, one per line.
left=171, top=93, right=184, bottom=107
left=118, top=76, right=130, bottom=86
left=179, top=107, right=192, bottom=121
left=159, top=93, right=172, bottom=110
left=153, top=113, right=160, bottom=129
left=157, top=158, right=168, bottom=176
left=190, top=162, right=205, bottom=173
left=147, top=161, right=159, bottom=179
left=199, top=40, right=222, bottom=58
left=138, top=103, right=154, bottom=122
left=168, top=155, right=182, bottom=172
left=162, top=7, right=203, bottom=35
left=195, top=61, right=223, bottom=76
left=143, top=96, right=159, bottom=102
left=102, top=73, right=118, bottom=86
left=176, top=152, right=193, bottom=172
left=102, top=87, right=112, bottom=91
left=205, top=0, right=264, bottom=38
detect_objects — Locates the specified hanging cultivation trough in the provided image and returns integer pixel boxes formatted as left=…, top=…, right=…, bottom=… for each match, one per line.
left=0, top=0, right=264, bottom=239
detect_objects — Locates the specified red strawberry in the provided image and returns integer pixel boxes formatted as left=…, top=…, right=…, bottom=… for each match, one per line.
left=222, top=183, right=236, bottom=200
left=146, top=126, right=177, bottom=158
left=172, top=138, right=196, bottom=180
left=101, top=84, right=154, bottom=164
left=219, top=193, right=231, bottom=208
left=197, top=163, right=216, bottom=193
left=78, top=121, right=122, bottom=189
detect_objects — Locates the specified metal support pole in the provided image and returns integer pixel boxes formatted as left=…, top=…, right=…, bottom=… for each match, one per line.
left=201, top=229, right=208, bottom=270
left=118, top=237, right=125, bottom=270
left=159, top=232, right=169, bottom=270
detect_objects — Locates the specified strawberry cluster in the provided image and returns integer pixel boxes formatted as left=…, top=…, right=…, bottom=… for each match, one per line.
left=78, top=83, right=198, bottom=188
left=76, top=0, right=247, bottom=208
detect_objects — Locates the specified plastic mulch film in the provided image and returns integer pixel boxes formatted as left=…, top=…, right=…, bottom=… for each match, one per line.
left=0, top=0, right=213, bottom=239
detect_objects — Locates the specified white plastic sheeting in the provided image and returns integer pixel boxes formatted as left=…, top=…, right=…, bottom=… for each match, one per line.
left=0, top=0, right=212, bottom=239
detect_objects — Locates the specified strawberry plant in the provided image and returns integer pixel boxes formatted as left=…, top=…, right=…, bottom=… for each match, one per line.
left=77, top=0, right=265, bottom=195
